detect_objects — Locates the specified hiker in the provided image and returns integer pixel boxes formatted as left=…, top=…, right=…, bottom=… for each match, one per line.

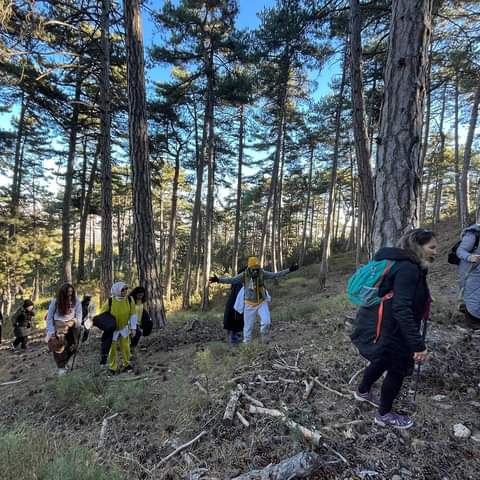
left=46, top=284, right=82, bottom=376
left=128, top=286, right=152, bottom=350
left=223, top=267, right=246, bottom=344
left=11, top=300, right=35, bottom=351
left=210, top=256, right=299, bottom=343
left=350, top=229, right=436, bottom=429
left=98, top=282, right=137, bottom=373
left=456, top=224, right=480, bottom=329
left=80, top=293, right=96, bottom=342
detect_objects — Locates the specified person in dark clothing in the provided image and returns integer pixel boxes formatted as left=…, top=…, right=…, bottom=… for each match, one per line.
left=128, top=286, right=147, bottom=350
left=12, top=300, right=35, bottom=351
left=351, top=229, right=437, bottom=429
left=223, top=268, right=245, bottom=344
left=80, top=293, right=96, bottom=342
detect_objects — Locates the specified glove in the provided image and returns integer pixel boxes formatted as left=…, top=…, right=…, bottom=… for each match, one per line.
left=209, top=274, right=219, bottom=283
left=289, top=264, right=299, bottom=273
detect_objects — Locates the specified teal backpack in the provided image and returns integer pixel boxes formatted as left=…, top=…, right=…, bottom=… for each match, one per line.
left=347, top=260, right=395, bottom=307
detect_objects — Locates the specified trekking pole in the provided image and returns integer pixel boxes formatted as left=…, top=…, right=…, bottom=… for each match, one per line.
left=413, top=318, right=429, bottom=403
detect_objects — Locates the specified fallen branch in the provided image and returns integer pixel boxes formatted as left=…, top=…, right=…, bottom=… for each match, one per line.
left=224, top=384, right=245, bottom=422
left=256, top=375, right=279, bottom=385
left=249, top=405, right=322, bottom=446
left=303, top=378, right=315, bottom=400
left=0, top=379, right=23, bottom=386
left=242, top=392, right=264, bottom=407
left=236, top=410, right=250, bottom=428
left=231, top=451, right=322, bottom=480
left=154, top=430, right=207, bottom=468
left=312, top=377, right=346, bottom=398
left=98, top=413, right=120, bottom=448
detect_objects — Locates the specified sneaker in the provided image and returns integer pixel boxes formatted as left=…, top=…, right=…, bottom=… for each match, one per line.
left=123, top=365, right=133, bottom=373
left=353, top=389, right=380, bottom=408
left=57, top=368, right=68, bottom=377
left=374, top=412, right=414, bottom=429
left=260, top=332, right=271, bottom=344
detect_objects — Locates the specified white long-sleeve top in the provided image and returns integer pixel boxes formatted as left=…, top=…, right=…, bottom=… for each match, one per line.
left=46, top=297, right=82, bottom=337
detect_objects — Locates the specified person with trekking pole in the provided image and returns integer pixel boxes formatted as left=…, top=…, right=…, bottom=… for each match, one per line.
left=209, top=256, right=299, bottom=344
left=46, top=283, right=83, bottom=376
left=350, top=229, right=437, bottom=429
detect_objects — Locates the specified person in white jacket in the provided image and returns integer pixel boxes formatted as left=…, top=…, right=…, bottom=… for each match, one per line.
left=46, top=283, right=83, bottom=376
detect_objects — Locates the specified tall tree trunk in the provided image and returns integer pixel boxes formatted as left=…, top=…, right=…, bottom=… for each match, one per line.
left=299, top=145, right=314, bottom=266
left=418, top=43, right=433, bottom=225
left=433, top=84, right=447, bottom=226
left=350, top=0, right=374, bottom=249
left=182, top=101, right=204, bottom=308
left=100, top=0, right=113, bottom=301
left=124, top=0, right=166, bottom=326
left=77, top=142, right=100, bottom=282
left=460, top=84, right=480, bottom=227
left=62, top=77, right=82, bottom=284
left=372, top=0, right=434, bottom=250
left=201, top=45, right=215, bottom=311
left=165, top=148, right=181, bottom=302
left=454, top=71, right=461, bottom=225
left=9, top=91, right=29, bottom=238
left=232, top=104, right=244, bottom=274
left=319, top=47, right=347, bottom=288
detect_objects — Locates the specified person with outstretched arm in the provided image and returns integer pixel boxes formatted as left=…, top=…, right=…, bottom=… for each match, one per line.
left=210, top=256, right=298, bottom=343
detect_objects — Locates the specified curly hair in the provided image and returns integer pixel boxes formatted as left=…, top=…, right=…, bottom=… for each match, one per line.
left=56, top=283, right=76, bottom=315
left=397, top=228, right=436, bottom=266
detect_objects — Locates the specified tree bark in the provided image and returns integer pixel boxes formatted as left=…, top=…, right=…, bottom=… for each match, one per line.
left=299, top=145, right=314, bottom=266
left=433, top=84, right=447, bottom=226
left=459, top=83, right=480, bottom=227
left=61, top=76, right=82, bottom=284
left=201, top=45, right=216, bottom=311
left=100, top=0, right=113, bottom=301
left=182, top=101, right=204, bottom=309
left=350, top=0, right=374, bottom=250
left=372, top=0, right=434, bottom=250
left=124, top=0, right=166, bottom=327
left=165, top=148, right=181, bottom=302
left=232, top=104, right=244, bottom=274
left=454, top=72, right=461, bottom=225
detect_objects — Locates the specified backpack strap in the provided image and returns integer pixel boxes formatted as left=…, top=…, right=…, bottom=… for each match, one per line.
left=374, top=260, right=394, bottom=288
left=374, top=292, right=394, bottom=343
left=108, top=297, right=112, bottom=312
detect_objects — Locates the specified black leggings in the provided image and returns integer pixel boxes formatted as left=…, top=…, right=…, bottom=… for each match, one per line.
left=359, top=355, right=410, bottom=415
left=13, top=336, right=27, bottom=349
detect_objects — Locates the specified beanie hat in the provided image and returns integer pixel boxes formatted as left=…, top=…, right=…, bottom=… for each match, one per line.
left=247, top=256, right=260, bottom=269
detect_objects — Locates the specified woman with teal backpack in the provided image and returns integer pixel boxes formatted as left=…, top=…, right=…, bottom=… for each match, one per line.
left=350, top=229, right=437, bottom=429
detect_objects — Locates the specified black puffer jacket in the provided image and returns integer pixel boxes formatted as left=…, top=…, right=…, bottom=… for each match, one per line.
left=351, top=248, right=430, bottom=361
left=12, top=308, right=34, bottom=338
left=223, top=283, right=244, bottom=333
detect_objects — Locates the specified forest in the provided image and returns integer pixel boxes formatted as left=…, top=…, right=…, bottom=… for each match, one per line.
left=0, top=0, right=478, bottom=321
left=1, top=1, right=480, bottom=478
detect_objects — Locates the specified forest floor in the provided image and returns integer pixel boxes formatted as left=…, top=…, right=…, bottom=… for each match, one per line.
left=1, top=219, right=480, bottom=480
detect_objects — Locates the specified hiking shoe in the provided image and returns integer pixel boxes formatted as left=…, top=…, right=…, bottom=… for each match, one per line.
left=57, top=368, right=68, bottom=377
left=353, top=389, right=380, bottom=408
left=260, top=331, right=271, bottom=344
left=374, top=412, right=414, bottom=429
left=123, top=365, right=133, bottom=373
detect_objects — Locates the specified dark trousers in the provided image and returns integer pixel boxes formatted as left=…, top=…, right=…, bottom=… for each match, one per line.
left=94, top=315, right=116, bottom=365
left=359, top=352, right=412, bottom=415
left=13, top=335, right=27, bottom=349
left=131, top=328, right=142, bottom=349
left=53, top=327, right=79, bottom=368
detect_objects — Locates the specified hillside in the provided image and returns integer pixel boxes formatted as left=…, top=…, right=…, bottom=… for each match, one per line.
left=1, top=220, right=480, bottom=480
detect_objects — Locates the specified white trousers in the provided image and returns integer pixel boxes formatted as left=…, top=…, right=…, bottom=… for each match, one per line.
left=243, top=301, right=271, bottom=343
